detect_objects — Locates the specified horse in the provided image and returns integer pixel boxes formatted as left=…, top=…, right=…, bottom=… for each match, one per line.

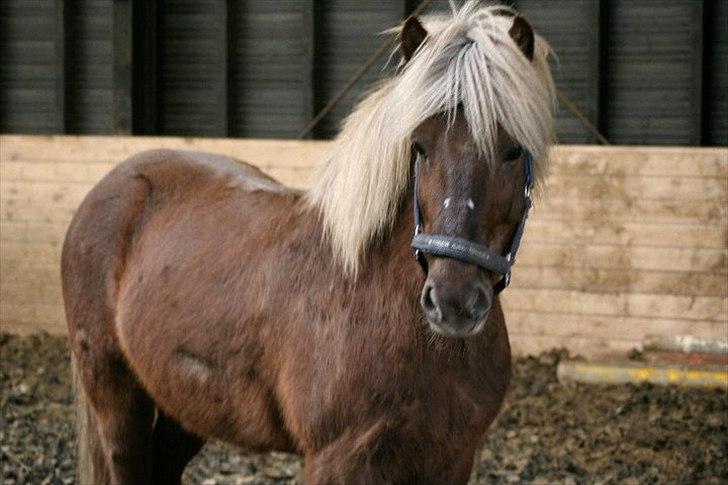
left=62, top=3, right=556, bottom=483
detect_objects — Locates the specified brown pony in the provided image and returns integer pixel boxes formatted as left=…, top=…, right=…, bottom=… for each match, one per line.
left=62, top=4, right=556, bottom=484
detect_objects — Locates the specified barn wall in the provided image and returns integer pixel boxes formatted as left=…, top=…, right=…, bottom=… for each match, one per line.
left=157, top=0, right=228, bottom=137
left=1, top=135, right=726, bottom=358
left=517, top=0, right=601, bottom=144
left=706, top=0, right=728, bottom=145
left=67, top=0, right=113, bottom=134
left=1, top=0, right=726, bottom=145
left=314, top=0, right=404, bottom=138
left=603, top=0, right=703, bottom=145
left=0, top=1, right=60, bottom=133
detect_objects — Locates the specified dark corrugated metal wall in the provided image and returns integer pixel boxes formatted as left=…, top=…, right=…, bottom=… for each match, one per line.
left=605, top=0, right=703, bottom=145
left=1, top=1, right=59, bottom=133
left=315, top=1, right=404, bottom=138
left=232, top=1, right=313, bottom=138
left=707, top=0, right=728, bottom=145
left=158, top=0, right=226, bottom=136
left=518, top=0, right=601, bottom=144
left=1, top=0, right=726, bottom=146
left=67, top=0, right=113, bottom=134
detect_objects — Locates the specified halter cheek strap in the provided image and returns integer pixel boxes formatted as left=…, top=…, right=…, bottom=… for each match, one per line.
left=411, top=150, right=534, bottom=295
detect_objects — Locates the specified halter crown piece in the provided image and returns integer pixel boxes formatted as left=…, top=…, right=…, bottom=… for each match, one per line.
left=411, top=150, right=534, bottom=295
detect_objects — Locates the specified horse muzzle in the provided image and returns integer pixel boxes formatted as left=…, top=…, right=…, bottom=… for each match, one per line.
left=420, top=276, right=493, bottom=338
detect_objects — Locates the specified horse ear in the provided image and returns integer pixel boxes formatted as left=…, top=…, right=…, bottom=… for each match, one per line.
left=400, top=16, right=428, bottom=62
left=509, top=16, right=535, bottom=61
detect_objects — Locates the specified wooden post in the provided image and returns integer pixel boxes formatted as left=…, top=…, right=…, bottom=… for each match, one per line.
left=112, top=0, right=133, bottom=134
left=54, top=0, right=69, bottom=133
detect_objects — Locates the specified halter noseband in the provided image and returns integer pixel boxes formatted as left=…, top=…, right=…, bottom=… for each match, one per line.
left=411, top=150, right=534, bottom=295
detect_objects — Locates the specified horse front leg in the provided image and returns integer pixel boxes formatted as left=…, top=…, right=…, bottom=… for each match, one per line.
left=301, top=427, right=477, bottom=485
left=302, top=445, right=381, bottom=485
left=86, top=367, right=155, bottom=485
left=151, top=411, right=205, bottom=484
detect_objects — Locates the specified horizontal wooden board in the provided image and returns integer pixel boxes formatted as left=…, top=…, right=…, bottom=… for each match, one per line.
left=545, top=174, right=727, bottom=201
left=0, top=135, right=330, bottom=168
left=502, top=289, right=727, bottom=322
left=535, top=197, right=727, bottom=225
left=5, top=165, right=727, bottom=201
left=524, top=220, right=727, bottom=249
left=0, top=301, right=65, bottom=330
left=1, top=159, right=319, bottom=189
left=510, top=335, right=639, bottom=358
left=1, top=273, right=62, bottom=304
left=507, top=311, right=726, bottom=342
left=1, top=319, right=67, bottom=336
left=514, top=266, right=727, bottom=297
left=519, top=243, right=727, bottom=273
left=1, top=221, right=70, bottom=243
left=1, top=160, right=115, bottom=184
left=3, top=136, right=726, bottom=177
left=0, top=241, right=62, bottom=266
left=548, top=145, right=728, bottom=178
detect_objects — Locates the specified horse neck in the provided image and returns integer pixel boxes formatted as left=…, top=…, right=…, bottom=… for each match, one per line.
left=357, top=180, right=423, bottom=299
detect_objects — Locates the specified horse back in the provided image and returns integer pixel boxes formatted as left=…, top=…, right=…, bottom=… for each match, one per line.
left=62, top=147, right=297, bottom=318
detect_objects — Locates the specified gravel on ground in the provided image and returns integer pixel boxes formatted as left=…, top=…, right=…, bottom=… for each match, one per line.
left=1, top=333, right=725, bottom=484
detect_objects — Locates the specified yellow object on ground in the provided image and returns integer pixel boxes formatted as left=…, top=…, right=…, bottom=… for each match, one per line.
left=557, top=361, right=728, bottom=389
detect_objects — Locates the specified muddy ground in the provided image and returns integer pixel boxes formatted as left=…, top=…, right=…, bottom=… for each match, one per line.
left=1, top=333, right=726, bottom=484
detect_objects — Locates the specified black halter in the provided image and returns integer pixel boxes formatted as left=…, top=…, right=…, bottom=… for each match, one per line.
left=411, top=150, right=534, bottom=295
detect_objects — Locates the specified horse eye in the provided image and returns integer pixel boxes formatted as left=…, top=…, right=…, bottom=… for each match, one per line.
left=504, top=143, right=522, bottom=162
left=413, top=142, right=427, bottom=159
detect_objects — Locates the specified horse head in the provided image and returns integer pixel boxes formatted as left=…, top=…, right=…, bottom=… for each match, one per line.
left=401, top=14, right=543, bottom=338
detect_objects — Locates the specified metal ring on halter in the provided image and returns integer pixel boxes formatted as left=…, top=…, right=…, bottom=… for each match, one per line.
left=411, top=149, right=534, bottom=295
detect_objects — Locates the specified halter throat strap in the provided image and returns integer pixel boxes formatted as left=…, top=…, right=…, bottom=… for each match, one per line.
left=411, top=150, right=534, bottom=295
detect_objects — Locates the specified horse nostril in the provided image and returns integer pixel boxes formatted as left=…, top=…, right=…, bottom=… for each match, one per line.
left=421, top=285, right=441, bottom=321
left=470, top=287, right=492, bottom=321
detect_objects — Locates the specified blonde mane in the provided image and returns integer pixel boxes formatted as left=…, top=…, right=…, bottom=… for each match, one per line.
left=305, top=1, right=556, bottom=276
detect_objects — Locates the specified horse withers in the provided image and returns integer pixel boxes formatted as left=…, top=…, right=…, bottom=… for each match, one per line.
left=62, top=3, right=556, bottom=483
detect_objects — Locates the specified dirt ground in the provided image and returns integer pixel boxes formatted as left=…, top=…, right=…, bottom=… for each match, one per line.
left=1, top=333, right=726, bottom=484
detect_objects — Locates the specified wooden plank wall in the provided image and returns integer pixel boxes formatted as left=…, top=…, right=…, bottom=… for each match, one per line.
left=1, top=135, right=726, bottom=358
